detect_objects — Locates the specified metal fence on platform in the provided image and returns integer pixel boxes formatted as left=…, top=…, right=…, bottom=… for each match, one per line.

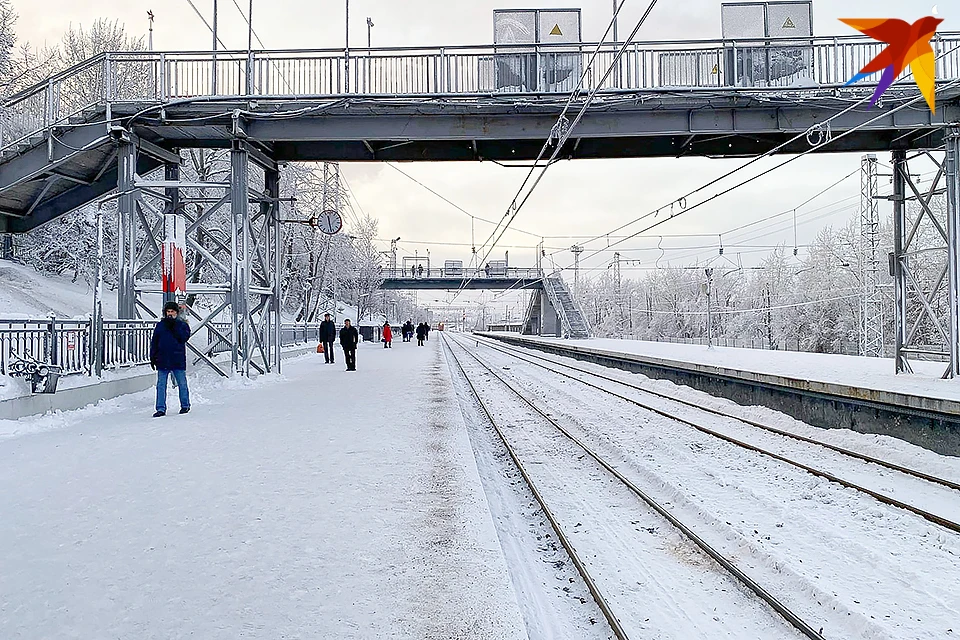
left=646, top=334, right=859, bottom=355
left=3, top=32, right=958, bottom=149
left=0, top=316, right=153, bottom=377
left=0, top=317, right=331, bottom=380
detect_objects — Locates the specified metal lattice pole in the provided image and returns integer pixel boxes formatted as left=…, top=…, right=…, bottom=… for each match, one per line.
left=892, top=150, right=909, bottom=372
left=613, top=251, right=624, bottom=336
left=571, top=244, right=583, bottom=299
left=231, top=143, right=251, bottom=375
left=117, top=139, right=138, bottom=320
left=859, top=153, right=884, bottom=357
left=891, top=139, right=958, bottom=378
left=945, top=128, right=960, bottom=377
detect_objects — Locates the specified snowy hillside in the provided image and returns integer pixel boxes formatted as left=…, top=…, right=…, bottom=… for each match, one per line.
left=0, top=262, right=111, bottom=319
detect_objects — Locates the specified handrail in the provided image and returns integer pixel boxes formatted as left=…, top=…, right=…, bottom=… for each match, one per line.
left=2, top=32, right=958, bottom=155
left=6, top=32, right=959, bottom=108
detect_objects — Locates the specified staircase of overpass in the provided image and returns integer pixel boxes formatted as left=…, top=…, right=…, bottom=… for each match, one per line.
left=519, top=273, right=591, bottom=339
left=1, top=32, right=959, bottom=373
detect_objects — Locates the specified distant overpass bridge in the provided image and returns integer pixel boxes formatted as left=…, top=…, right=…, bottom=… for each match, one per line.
left=379, top=267, right=542, bottom=290
left=0, top=34, right=957, bottom=373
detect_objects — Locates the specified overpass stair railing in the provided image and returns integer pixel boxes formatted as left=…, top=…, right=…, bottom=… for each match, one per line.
left=543, top=274, right=591, bottom=339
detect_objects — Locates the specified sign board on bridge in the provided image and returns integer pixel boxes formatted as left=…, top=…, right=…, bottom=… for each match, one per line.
left=493, top=8, right=582, bottom=92
left=720, top=1, right=813, bottom=88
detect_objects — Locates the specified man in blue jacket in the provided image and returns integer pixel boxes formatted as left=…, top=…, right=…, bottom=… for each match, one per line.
left=150, top=301, right=192, bottom=417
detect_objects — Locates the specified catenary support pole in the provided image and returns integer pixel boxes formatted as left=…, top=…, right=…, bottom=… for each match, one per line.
left=117, top=139, right=138, bottom=320
left=891, top=149, right=909, bottom=373
left=231, top=143, right=251, bottom=375
left=945, top=127, right=960, bottom=378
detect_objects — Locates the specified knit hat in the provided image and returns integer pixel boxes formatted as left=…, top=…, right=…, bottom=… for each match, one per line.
left=163, top=301, right=180, bottom=314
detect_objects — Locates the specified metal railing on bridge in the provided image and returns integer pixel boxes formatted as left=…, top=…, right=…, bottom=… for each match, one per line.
left=3, top=32, right=959, bottom=151
left=383, top=267, right=542, bottom=280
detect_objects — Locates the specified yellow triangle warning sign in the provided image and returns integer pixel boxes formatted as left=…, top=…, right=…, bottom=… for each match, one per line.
left=782, top=16, right=796, bottom=29
left=549, top=24, right=563, bottom=36
left=711, top=64, right=719, bottom=74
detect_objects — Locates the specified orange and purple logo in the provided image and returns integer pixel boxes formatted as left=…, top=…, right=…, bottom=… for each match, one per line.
left=841, top=16, right=943, bottom=113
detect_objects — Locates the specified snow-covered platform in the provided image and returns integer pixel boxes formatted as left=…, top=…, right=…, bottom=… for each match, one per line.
left=481, top=334, right=960, bottom=456
left=0, top=339, right=529, bottom=639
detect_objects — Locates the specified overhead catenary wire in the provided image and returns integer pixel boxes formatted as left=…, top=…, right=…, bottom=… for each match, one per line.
left=569, top=77, right=960, bottom=273
left=384, top=162, right=543, bottom=240
left=183, top=0, right=230, bottom=50
left=562, top=42, right=960, bottom=270
left=467, top=0, right=663, bottom=283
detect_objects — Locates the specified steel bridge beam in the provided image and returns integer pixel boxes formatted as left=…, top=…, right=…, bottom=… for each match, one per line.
left=379, top=278, right=544, bottom=291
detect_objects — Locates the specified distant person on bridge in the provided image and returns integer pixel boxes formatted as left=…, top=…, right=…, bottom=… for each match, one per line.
left=150, top=301, right=191, bottom=418
left=484, top=263, right=490, bottom=277
left=417, top=264, right=424, bottom=278
left=340, top=319, right=359, bottom=371
left=319, top=312, right=337, bottom=364
left=416, top=322, right=427, bottom=346
left=382, top=322, right=393, bottom=348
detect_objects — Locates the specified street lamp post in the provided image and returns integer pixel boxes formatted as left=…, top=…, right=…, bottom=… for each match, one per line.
left=344, top=0, right=350, bottom=92
left=366, top=17, right=374, bottom=49
left=212, top=0, right=218, bottom=94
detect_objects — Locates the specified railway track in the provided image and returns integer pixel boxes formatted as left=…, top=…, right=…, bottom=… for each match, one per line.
left=467, top=333, right=960, bottom=534
left=443, top=333, right=826, bottom=640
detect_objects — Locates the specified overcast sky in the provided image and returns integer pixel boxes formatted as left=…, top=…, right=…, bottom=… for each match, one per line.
left=12, top=0, right=944, bottom=315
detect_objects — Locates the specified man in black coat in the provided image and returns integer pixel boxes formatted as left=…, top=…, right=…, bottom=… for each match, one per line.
left=318, top=312, right=337, bottom=364
left=339, top=318, right=359, bottom=371
left=416, top=322, right=427, bottom=347
left=150, top=301, right=192, bottom=417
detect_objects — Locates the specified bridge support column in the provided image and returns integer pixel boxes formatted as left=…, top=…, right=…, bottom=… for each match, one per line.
left=230, top=143, right=252, bottom=376
left=265, top=166, right=283, bottom=374
left=117, top=139, right=138, bottom=319
left=891, top=132, right=960, bottom=378
left=946, top=128, right=960, bottom=377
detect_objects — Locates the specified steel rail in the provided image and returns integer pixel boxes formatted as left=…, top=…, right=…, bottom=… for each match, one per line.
left=471, top=333, right=960, bottom=534
left=440, top=334, right=631, bottom=640
left=474, top=333, right=960, bottom=492
left=445, top=332, right=826, bottom=640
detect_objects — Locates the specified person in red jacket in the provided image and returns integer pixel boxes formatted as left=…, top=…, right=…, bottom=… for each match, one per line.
left=382, top=322, right=393, bottom=348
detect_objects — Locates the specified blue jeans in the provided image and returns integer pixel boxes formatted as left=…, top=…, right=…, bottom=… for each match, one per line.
left=156, top=369, right=190, bottom=413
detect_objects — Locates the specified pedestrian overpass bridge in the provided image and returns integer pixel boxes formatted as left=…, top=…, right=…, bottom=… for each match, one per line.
left=2, top=33, right=959, bottom=232
left=1, top=33, right=958, bottom=370
left=378, top=267, right=589, bottom=338
left=379, top=267, right=543, bottom=290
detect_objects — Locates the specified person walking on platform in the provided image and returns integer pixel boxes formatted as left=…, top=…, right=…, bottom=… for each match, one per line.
left=403, top=320, right=414, bottom=342
left=150, top=301, right=191, bottom=417
left=340, top=319, right=359, bottom=371
left=424, top=323, right=431, bottom=341
left=319, top=312, right=337, bottom=364
left=382, top=321, right=393, bottom=348
left=416, top=322, right=427, bottom=346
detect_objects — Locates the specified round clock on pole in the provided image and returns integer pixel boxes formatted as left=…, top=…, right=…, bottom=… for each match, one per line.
left=317, top=209, right=343, bottom=235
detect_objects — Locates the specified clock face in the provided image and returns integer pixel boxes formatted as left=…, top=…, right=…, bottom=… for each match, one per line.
left=318, top=209, right=343, bottom=235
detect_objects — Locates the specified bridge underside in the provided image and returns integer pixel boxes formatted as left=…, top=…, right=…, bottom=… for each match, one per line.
left=2, top=86, right=958, bottom=232
left=380, top=278, right=542, bottom=290
left=2, top=89, right=958, bottom=232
